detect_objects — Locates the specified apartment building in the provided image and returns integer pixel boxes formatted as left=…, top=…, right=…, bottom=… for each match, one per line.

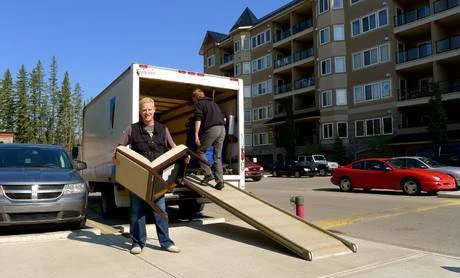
left=199, top=0, right=460, bottom=167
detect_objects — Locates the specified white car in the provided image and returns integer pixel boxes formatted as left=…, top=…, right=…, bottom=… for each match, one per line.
left=389, top=156, right=460, bottom=189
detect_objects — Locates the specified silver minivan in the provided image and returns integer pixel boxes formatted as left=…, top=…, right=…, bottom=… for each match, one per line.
left=0, top=144, right=88, bottom=229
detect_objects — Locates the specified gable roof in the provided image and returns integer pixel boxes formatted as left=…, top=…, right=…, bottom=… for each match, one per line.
left=230, top=7, right=258, bottom=32
left=199, top=31, right=229, bottom=55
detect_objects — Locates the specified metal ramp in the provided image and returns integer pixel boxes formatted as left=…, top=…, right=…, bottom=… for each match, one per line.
left=183, top=174, right=357, bottom=261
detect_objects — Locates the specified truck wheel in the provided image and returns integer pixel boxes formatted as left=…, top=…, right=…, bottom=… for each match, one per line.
left=178, top=201, right=205, bottom=217
left=294, top=171, right=301, bottom=178
left=319, top=168, right=327, bottom=176
left=252, top=177, right=262, bottom=181
left=101, top=185, right=117, bottom=218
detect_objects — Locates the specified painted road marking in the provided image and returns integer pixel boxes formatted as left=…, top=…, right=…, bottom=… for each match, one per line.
left=314, top=199, right=460, bottom=229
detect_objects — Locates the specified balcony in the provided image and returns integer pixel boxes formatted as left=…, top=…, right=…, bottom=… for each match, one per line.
left=220, top=54, right=233, bottom=65
left=274, top=19, right=313, bottom=43
left=294, top=77, right=315, bottom=90
left=275, top=83, right=292, bottom=95
left=436, top=35, right=460, bottom=53
left=396, top=43, right=432, bottom=64
left=398, top=79, right=460, bottom=101
left=274, top=48, right=314, bottom=69
left=433, top=0, right=460, bottom=14
left=394, top=5, right=431, bottom=27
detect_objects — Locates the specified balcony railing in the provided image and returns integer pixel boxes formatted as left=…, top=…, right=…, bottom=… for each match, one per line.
left=398, top=79, right=460, bottom=100
left=396, top=43, right=432, bottom=64
left=434, top=0, right=460, bottom=13
left=436, top=35, right=460, bottom=53
left=274, top=48, right=313, bottom=69
left=394, top=5, right=431, bottom=27
left=275, top=83, right=292, bottom=95
left=220, top=54, right=233, bottom=65
left=294, top=77, right=315, bottom=90
left=274, top=19, right=312, bottom=43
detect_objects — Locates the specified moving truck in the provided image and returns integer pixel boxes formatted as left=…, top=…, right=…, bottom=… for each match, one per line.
left=81, top=63, right=245, bottom=216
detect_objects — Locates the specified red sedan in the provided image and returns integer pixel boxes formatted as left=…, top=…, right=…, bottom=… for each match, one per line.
left=330, top=158, right=456, bottom=195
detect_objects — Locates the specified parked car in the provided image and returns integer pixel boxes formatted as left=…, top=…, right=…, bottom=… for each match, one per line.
left=330, top=158, right=456, bottom=195
left=297, top=154, right=337, bottom=175
left=272, top=160, right=315, bottom=178
left=390, top=156, right=460, bottom=189
left=416, top=143, right=460, bottom=166
left=0, top=144, right=88, bottom=229
left=245, top=161, right=264, bottom=181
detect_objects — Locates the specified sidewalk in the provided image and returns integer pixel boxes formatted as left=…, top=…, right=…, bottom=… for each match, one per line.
left=0, top=217, right=459, bottom=278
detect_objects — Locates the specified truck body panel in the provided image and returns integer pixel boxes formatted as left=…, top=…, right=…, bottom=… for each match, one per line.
left=81, top=64, right=245, bottom=212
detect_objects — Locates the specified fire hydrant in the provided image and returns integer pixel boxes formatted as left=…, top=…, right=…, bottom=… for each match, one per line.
left=290, top=196, right=304, bottom=219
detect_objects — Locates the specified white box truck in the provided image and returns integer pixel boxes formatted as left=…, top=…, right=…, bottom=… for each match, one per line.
left=81, top=63, right=245, bottom=217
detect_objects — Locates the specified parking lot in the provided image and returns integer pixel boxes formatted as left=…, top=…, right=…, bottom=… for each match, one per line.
left=1, top=175, right=459, bottom=277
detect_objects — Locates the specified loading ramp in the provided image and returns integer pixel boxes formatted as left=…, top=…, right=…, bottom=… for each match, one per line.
left=114, top=145, right=357, bottom=261
left=183, top=174, right=357, bottom=261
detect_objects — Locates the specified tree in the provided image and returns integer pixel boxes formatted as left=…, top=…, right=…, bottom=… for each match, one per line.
left=15, top=65, right=33, bottom=143
left=46, top=56, right=59, bottom=144
left=29, top=60, right=47, bottom=143
left=72, top=82, right=83, bottom=145
left=331, top=136, right=348, bottom=165
left=0, top=69, right=15, bottom=131
left=56, top=72, right=74, bottom=150
left=283, top=106, right=296, bottom=160
left=427, top=82, right=448, bottom=145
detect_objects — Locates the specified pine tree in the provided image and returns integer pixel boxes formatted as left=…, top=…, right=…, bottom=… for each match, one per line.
left=56, top=72, right=73, bottom=150
left=0, top=69, right=16, bottom=131
left=331, top=136, right=349, bottom=165
left=46, top=56, right=59, bottom=144
left=427, top=82, right=448, bottom=145
left=29, top=60, right=47, bottom=143
left=15, top=65, right=33, bottom=143
left=72, top=83, right=83, bottom=145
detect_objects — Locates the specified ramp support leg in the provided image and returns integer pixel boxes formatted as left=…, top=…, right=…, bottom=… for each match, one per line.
left=290, top=196, right=304, bottom=219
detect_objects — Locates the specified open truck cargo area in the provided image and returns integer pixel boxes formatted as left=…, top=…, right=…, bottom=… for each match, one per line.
left=81, top=64, right=244, bottom=216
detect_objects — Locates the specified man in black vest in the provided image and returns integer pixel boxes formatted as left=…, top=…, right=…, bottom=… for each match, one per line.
left=117, top=97, right=180, bottom=255
left=192, top=88, right=226, bottom=190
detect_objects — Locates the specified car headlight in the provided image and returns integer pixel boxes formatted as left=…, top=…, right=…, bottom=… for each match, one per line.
left=63, top=183, right=87, bottom=194
left=304, top=168, right=311, bottom=172
left=432, top=176, right=441, bottom=181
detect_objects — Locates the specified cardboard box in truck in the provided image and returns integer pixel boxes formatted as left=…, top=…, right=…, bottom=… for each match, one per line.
left=81, top=63, right=245, bottom=217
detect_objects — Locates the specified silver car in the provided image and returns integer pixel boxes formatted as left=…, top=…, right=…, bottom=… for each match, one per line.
left=0, top=144, right=88, bottom=229
left=389, top=156, right=460, bottom=189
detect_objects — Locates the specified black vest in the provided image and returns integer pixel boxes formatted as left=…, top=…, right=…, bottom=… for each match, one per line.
left=130, top=121, right=167, bottom=161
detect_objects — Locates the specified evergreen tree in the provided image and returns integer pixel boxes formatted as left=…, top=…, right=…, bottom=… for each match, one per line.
left=46, top=56, right=59, bottom=144
left=331, top=136, right=348, bottom=165
left=0, top=69, right=15, bottom=131
left=29, top=60, right=47, bottom=143
left=15, top=65, right=33, bottom=143
left=72, top=82, right=83, bottom=145
left=283, top=106, right=296, bottom=160
left=56, top=72, right=74, bottom=150
left=427, top=82, right=448, bottom=145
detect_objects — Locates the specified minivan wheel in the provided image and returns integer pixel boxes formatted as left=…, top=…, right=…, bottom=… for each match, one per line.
left=339, top=178, right=353, bottom=192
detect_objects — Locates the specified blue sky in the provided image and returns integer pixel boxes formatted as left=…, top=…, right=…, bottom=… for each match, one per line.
left=0, top=0, right=291, bottom=100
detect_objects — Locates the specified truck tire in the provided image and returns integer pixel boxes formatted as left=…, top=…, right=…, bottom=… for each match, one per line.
left=178, top=200, right=205, bottom=217
left=101, top=185, right=117, bottom=218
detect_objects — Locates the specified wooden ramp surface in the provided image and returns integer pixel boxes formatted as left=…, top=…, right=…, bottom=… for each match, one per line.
left=184, top=174, right=357, bottom=261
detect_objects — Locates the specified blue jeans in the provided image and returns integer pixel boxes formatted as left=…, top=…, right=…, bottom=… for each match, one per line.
left=198, top=125, right=226, bottom=183
left=129, top=193, right=174, bottom=249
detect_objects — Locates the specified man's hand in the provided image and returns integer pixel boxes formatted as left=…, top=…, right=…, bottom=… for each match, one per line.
left=112, top=156, right=120, bottom=166
left=195, top=137, right=201, bottom=147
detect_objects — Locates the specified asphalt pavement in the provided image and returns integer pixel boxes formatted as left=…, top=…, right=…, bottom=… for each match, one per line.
left=0, top=190, right=459, bottom=278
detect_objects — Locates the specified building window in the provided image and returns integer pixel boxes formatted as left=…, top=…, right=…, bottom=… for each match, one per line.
left=252, top=105, right=273, bottom=121
left=253, top=132, right=272, bottom=146
left=319, top=27, right=330, bottom=45
left=333, top=0, right=343, bottom=9
left=244, top=85, right=251, bottom=98
left=363, top=48, right=378, bottom=66
left=333, top=25, right=345, bottom=41
left=252, top=79, right=273, bottom=96
left=356, top=120, right=364, bottom=137
left=335, top=56, right=346, bottom=73
left=383, top=116, right=393, bottom=134
left=244, top=110, right=251, bottom=122
left=251, top=54, right=272, bottom=73
left=251, top=28, right=271, bottom=49
left=242, top=38, right=250, bottom=50
left=352, top=20, right=360, bottom=36
left=319, top=0, right=329, bottom=14
left=380, top=44, right=389, bottom=63
left=354, top=79, right=391, bottom=103
left=234, top=40, right=240, bottom=53
left=353, top=43, right=390, bottom=70
left=245, top=133, right=252, bottom=147
left=207, top=55, right=215, bottom=68
left=336, top=89, right=347, bottom=105
left=242, top=62, right=250, bottom=75
left=234, top=63, right=241, bottom=76
left=323, top=123, right=333, bottom=139
left=382, top=79, right=391, bottom=98
left=378, top=9, right=388, bottom=27
left=351, top=8, right=388, bottom=38
left=350, top=0, right=361, bottom=5
left=322, top=90, right=333, bottom=107
left=321, top=58, right=332, bottom=76
left=366, top=118, right=381, bottom=136
left=337, top=122, right=348, bottom=138
left=352, top=53, right=362, bottom=69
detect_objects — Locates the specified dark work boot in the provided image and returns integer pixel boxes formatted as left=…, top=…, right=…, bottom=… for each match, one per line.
left=201, top=175, right=213, bottom=185
left=214, top=182, right=224, bottom=190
